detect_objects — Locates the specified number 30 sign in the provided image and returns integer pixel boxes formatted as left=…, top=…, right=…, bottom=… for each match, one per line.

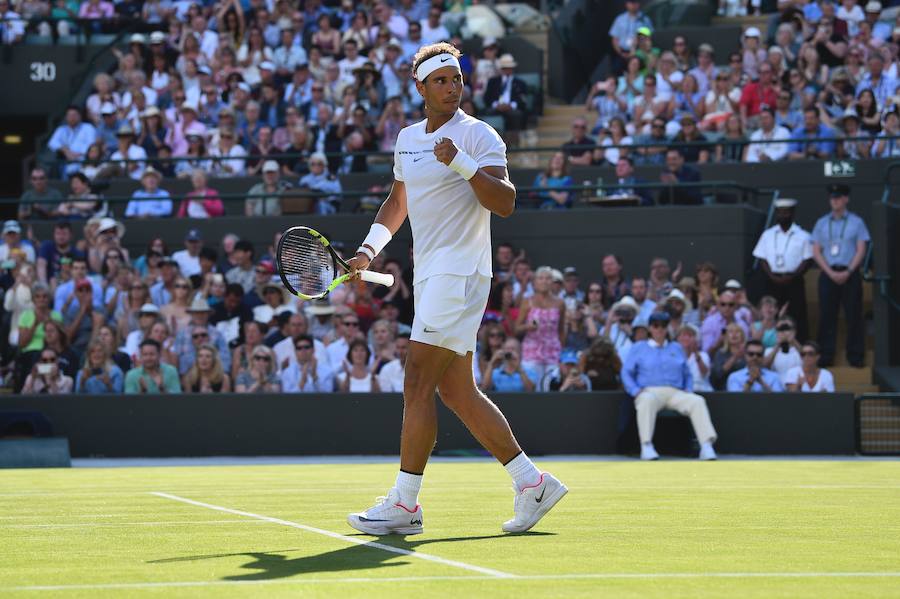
left=29, top=62, right=57, bottom=82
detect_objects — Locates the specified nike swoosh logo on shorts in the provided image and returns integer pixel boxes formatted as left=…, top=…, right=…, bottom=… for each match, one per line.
left=423, top=327, right=438, bottom=333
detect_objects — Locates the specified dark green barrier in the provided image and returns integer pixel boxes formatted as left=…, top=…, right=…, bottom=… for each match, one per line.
left=0, top=392, right=856, bottom=458
left=27, top=204, right=766, bottom=285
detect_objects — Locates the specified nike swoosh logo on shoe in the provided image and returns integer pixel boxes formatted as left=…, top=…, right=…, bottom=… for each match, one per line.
left=358, top=516, right=390, bottom=522
left=535, top=487, right=546, bottom=503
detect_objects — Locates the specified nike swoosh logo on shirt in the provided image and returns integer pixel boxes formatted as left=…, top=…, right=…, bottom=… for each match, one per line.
left=413, top=156, right=425, bottom=162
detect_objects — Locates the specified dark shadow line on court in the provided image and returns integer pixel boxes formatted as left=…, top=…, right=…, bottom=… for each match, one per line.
left=148, top=531, right=554, bottom=581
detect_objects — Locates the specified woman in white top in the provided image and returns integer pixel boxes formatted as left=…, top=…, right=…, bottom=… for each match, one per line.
left=786, top=342, right=835, bottom=392
left=337, top=339, right=381, bottom=393
left=764, top=317, right=802, bottom=385
left=236, top=27, right=272, bottom=86
left=701, top=70, right=740, bottom=131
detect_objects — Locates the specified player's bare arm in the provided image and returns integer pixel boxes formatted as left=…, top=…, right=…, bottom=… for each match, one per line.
left=433, top=138, right=516, bottom=217
left=347, top=180, right=408, bottom=274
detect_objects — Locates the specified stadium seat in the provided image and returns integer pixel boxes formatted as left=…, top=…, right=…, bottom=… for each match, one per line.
left=481, top=114, right=506, bottom=134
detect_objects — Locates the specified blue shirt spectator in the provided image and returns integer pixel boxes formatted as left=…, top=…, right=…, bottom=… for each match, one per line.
left=811, top=208, right=870, bottom=268
left=788, top=114, right=836, bottom=159
left=726, top=366, right=784, bottom=392
left=608, top=3, right=652, bottom=55
left=126, top=169, right=173, bottom=217
left=489, top=365, right=541, bottom=392
left=280, top=359, right=334, bottom=393
left=622, top=339, right=692, bottom=397
left=75, top=364, right=125, bottom=394
left=300, top=153, right=343, bottom=214
left=726, top=340, right=785, bottom=392
left=53, top=272, right=104, bottom=315
left=855, top=70, right=896, bottom=110
left=533, top=152, right=574, bottom=210
left=47, top=107, right=97, bottom=176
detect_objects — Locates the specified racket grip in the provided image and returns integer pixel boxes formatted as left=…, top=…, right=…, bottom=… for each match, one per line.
left=360, top=270, right=395, bottom=287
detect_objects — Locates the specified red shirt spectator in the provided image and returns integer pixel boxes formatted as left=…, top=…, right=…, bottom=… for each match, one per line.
left=739, top=64, right=778, bottom=119
left=176, top=171, right=224, bottom=218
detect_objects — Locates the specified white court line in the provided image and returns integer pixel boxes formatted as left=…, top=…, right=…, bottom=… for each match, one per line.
left=1, top=520, right=266, bottom=529
left=8, top=571, right=900, bottom=592
left=150, top=492, right=514, bottom=579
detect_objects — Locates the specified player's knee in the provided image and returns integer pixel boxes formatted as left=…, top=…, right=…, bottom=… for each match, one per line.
left=403, top=367, right=437, bottom=401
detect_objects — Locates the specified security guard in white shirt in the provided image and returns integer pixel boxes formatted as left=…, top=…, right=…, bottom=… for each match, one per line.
left=752, top=198, right=813, bottom=341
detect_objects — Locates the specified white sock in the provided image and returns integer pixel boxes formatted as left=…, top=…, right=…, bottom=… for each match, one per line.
left=394, top=471, right=423, bottom=508
left=701, top=441, right=714, bottom=451
left=504, top=452, right=541, bottom=492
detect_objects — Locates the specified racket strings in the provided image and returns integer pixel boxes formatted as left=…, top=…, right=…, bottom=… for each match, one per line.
left=280, top=232, right=335, bottom=296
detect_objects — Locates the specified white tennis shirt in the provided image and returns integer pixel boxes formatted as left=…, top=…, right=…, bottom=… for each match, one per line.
left=393, top=109, right=507, bottom=284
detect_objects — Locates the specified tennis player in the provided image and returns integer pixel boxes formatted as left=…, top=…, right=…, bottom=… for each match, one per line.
left=346, top=43, right=567, bottom=536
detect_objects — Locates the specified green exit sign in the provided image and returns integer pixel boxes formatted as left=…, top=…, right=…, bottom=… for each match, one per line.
left=824, top=161, right=856, bottom=177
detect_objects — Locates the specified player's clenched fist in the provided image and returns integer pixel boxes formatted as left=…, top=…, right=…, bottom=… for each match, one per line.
left=435, top=137, right=479, bottom=180
left=433, top=137, right=459, bottom=165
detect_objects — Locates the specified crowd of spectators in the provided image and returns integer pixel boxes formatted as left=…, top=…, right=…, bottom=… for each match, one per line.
left=571, top=0, right=900, bottom=182
left=0, top=214, right=842, bottom=397
left=31, top=0, right=535, bottom=195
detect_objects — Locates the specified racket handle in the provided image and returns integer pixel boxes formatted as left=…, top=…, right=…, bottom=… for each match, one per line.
left=360, top=270, right=395, bottom=287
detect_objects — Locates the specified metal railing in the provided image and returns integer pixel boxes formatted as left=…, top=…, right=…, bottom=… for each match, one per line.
left=2, top=180, right=767, bottom=214
left=36, top=134, right=900, bottom=174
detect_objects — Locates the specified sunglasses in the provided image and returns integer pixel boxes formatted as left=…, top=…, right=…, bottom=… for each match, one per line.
left=649, top=322, right=667, bottom=329
left=295, top=345, right=313, bottom=350
left=719, top=302, right=735, bottom=308
left=192, top=333, right=209, bottom=339
left=254, top=355, right=271, bottom=361
left=746, top=351, right=763, bottom=358
left=40, top=357, right=56, bottom=363
left=343, top=321, right=359, bottom=327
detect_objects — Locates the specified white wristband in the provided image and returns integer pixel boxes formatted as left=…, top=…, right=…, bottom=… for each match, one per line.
left=361, top=222, right=392, bottom=258
left=448, top=149, right=479, bottom=180
left=356, top=245, right=374, bottom=260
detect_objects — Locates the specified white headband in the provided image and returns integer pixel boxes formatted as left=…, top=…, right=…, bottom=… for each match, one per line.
left=415, top=53, right=461, bottom=82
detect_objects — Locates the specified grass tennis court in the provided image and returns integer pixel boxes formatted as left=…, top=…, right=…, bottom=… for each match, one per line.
left=2, top=460, right=899, bottom=598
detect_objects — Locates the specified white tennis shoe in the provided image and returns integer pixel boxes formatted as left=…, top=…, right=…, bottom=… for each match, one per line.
left=347, top=488, right=424, bottom=536
left=502, top=472, right=568, bottom=533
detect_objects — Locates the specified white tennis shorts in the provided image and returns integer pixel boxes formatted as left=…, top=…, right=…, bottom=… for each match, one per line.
left=410, top=272, right=491, bottom=356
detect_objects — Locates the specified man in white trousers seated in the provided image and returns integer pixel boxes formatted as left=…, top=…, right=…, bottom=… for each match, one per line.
left=622, top=311, right=719, bottom=461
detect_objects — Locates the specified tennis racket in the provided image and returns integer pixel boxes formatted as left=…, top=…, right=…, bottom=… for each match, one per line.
left=276, top=226, right=395, bottom=300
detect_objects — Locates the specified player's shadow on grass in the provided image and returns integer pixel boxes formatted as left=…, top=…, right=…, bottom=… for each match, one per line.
left=149, top=532, right=553, bottom=581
